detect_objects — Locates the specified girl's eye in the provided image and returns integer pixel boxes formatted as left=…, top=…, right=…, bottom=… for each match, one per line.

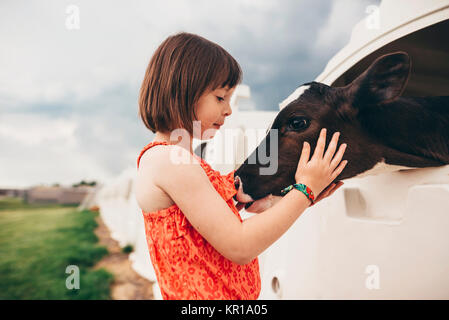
left=216, top=96, right=224, bottom=102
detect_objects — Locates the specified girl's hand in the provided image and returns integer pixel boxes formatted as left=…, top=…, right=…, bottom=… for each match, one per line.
left=295, top=128, right=348, bottom=197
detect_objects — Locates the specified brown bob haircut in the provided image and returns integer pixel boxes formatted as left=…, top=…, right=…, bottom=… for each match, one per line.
left=139, top=32, right=242, bottom=134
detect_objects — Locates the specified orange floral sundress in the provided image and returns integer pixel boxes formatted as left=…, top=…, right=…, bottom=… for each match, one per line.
left=136, top=141, right=261, bottom=300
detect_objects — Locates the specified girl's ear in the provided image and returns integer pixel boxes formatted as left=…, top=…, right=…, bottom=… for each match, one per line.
left=345, top=52, right=411, bottom=107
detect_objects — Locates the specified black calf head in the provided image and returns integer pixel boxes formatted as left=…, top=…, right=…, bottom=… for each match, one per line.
left=234, top=52, right=447, bottom=205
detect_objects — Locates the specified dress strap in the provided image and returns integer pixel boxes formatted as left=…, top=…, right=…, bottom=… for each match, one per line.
left=137, top=141, right=170, bottom=169
left=137, top=141, right=203, bottom=169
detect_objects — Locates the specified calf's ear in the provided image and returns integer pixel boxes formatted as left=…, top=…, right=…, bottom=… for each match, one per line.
left=346, top=52, right=411, bottom=106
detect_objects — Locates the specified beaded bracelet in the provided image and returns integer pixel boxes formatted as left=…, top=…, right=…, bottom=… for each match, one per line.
left=280, top=183, right=315, bottom=204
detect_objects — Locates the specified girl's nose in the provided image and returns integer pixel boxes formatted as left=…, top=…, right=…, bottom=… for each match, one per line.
left=225, top=102, right=232, bottom=117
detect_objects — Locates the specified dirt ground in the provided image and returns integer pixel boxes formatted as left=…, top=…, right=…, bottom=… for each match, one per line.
left=93, top=216, right=154, bottom=300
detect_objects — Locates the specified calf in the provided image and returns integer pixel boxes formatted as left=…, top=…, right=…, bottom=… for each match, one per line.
left=234, top=52, right=449, bottom=211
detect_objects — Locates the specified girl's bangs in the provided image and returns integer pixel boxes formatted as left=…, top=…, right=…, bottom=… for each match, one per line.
left=209, top=54, right=242, bottom=91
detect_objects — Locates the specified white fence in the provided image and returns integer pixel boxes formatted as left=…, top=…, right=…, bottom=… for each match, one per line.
left=94, top=166, right=161, bottom=298
left=258, top=165, right=449, bottom=299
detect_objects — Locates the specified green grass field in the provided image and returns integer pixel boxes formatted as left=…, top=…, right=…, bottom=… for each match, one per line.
left=0, top=197, right=114, bottom=300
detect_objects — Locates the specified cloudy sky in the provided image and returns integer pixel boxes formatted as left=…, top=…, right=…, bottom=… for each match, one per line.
left=0, top=0, right=380, bottom=188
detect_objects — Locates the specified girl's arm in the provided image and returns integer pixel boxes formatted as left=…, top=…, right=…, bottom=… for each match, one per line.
left=240, top=129, right=347, bottom=263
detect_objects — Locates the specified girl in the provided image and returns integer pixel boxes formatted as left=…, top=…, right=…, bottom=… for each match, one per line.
left=135, top=32, right=347, bottom=300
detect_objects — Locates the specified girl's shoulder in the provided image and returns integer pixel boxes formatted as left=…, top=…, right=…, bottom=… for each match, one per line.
left=135, top=145, right=177, bottom=213
left=136, top=143, right=206, bottom=213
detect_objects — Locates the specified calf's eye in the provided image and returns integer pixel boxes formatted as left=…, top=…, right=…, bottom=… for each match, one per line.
left=288, top=117, right=309, bottom=131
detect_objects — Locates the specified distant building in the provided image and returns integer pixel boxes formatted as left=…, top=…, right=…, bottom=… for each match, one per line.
left=25, top=186, right=93, bottom=205
left=0, top=188, right=26, bottom=198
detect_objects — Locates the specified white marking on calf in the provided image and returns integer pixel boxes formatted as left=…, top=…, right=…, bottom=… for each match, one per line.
left=278, top=85, right=311, bottom=110
left=354, top=158, right=417, bottom=178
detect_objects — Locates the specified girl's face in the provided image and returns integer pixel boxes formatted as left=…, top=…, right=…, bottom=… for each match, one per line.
left=194, top=86, right=235, bottom=139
